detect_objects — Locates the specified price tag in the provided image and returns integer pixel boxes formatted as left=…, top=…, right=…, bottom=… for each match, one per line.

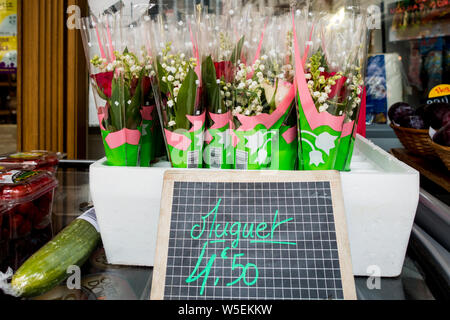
left=151, top=170, right=356, bottom=301
left=77, top=208, right=100, bottom=233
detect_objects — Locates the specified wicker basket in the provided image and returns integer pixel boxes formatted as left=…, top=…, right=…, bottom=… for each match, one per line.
left=390, top=124, right=437, bottom=157
left=432, top=142, right=450, bottom=171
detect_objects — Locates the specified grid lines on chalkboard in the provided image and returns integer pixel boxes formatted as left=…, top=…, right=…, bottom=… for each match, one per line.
left=164, top=181, right=343, bottom=300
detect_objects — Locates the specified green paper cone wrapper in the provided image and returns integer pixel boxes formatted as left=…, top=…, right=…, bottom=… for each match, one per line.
left=204, top=111, right=234, bottom=169
left=164, top=112, right=206, bottom=169
left=98, top=111, right=142, bottom=167
left=232, top=83, right=296, bottom=170
left=139, top=106, right=157, bottom=167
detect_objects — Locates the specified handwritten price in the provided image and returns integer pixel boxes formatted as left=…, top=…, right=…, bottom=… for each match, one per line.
left=185, top=198, right=295, bottom=296
left=186, top=241, right=259, bottom=296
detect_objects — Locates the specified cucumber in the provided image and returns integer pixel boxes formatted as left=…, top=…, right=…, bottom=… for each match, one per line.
left=11, top=219, right=100, bottom=298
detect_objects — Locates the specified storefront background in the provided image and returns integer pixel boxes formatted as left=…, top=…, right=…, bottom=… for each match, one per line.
left=1, top=0, right=449, bottom=159
left=0, top=0, right=17, bottom=155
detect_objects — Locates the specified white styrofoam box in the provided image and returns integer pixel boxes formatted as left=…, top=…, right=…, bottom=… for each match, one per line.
left=89, top=160, right=172, bottom=267
left=342, top=137, right=419, bottom=277
left=90, top=135, right=419, bottom=276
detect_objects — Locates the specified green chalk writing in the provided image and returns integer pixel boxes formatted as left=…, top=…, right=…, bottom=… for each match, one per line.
left=185, top=199, right=296, bottom=296
left=250, top=240, right=297, bottom=246
left=271, top=210, right=294, bottom=239
left=189, top=200, right=294, bottom=247
left=185, top=241, right=217, bottom=296
left=190, top=199, right=222, bottom=240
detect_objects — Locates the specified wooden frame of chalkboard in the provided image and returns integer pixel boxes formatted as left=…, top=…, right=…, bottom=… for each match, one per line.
left=151, top=170, right=356, bottom=300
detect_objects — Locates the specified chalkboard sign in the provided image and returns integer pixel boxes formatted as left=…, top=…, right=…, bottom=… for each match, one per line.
left=151, top=170, right=356, bottom=300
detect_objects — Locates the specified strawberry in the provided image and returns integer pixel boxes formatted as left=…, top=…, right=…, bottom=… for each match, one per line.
left=10, top=214, right=24, bottom=238
left=19, top=219, right=32, bottom=236
left=32, top=207, right=50, bottom=228
left=1, top=228, right=9, bottom=240
left=16, top=201, right=36, bottom=216
left=37, top=192, right=52, bottom=213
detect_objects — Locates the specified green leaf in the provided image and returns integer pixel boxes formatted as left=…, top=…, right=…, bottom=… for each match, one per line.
left=269, top=79, right=279, bottom=113
left=157, top=59, right=169, bottom=94
left=95, top=85, right=109, bottom=101
left=175, top=68, right=198, bottom=130
left=126, top=70, right=144, bottom=130
left=230, top=36, right=245, bottom=64
left=202, top=56, right=221, bottom=114
left=316, top=49, right=329, bottom=72
left=109, top=76, right=125, bottom=131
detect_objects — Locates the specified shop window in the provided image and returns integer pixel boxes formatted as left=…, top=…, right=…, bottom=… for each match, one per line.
left=0, top=0, right=17, bottom=154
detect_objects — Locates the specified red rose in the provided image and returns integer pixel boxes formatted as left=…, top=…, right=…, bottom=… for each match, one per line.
left=92, top=72, right=114, bottom=98
left=214, top=61, right=234, bottom=83
left=141, top=76, right=152, bottom=97
left=130, top=77, right=139, bottom=97
left=130, top=76, right=152, bottom=98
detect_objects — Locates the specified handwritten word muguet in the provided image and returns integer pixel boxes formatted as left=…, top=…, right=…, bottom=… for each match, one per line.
left=185, top=199, right=296, bottom=296
left=190, top=199, right=295, bottom=248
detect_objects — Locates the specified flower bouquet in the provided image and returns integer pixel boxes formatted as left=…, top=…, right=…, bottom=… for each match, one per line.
left=148, top=16, right=205, bottom=169
left=198, top=14, right=241, bottom=169
left=81, top=14, right=153, bottom=167
left=334, top=20, right=368, bottom=172
left=135, top=21, right=160, bottom=167
left=293, top=8, right=367, bottom=171
left=228, top=14, right=297, bottom=171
